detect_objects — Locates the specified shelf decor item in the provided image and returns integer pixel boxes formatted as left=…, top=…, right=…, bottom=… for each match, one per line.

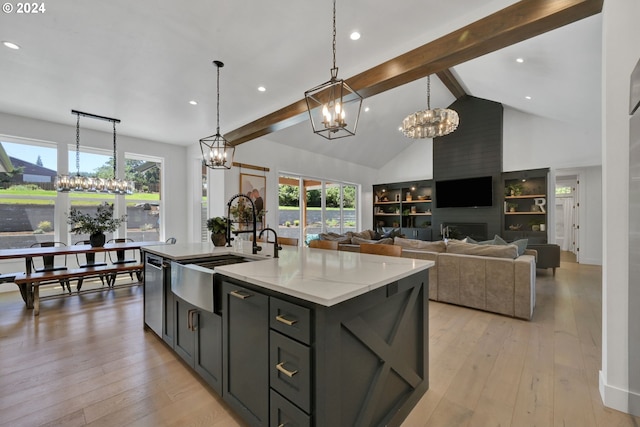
left=304, top=0, right=362, bottom=140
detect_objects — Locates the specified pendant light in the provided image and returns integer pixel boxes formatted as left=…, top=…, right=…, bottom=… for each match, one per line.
left=56, top=110, right=133, bottom=194
left=200, top=60, right=235, bottom=169
left=400, top=75, right=459, bottom=139
left=304, top=0, right=362, bottom=140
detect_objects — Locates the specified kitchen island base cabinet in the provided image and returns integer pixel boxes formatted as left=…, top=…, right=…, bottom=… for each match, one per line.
left=173, top=296, right=222, bottom=395
left=220, top=271, right=428, bottom=427
left=221, top=283, right=269, bottom=427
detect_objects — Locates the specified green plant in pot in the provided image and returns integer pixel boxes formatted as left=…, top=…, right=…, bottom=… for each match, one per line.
left=67, top=202, right=127, bottom=247
left=207, top=216, right=229, bottom=246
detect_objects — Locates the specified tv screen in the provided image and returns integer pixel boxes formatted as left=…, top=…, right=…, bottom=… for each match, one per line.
left=435, top=176, right=493, bottom=208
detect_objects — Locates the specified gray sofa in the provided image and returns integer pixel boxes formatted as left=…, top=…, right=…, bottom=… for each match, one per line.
left=325, top=233, right=536, bottom=320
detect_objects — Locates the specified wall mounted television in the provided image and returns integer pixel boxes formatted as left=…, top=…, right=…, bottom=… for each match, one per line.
left=435, top=176, right=493, bottom=208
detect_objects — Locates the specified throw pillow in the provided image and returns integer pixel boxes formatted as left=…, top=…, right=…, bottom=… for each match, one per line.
left=465, top=236, right=496, bottom=245
left=493, top=234, right=508, bottom=245
left=492, top=234, right=527, bottom=256
left=381, top=228, right=403, bottom=239
left=393, top=237, right=446, bottom=253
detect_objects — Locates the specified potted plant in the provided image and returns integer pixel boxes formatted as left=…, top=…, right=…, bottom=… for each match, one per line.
left=506, top=202, right=518, bottom=212
left=506, top=183, right=523, bottom=196
left=207, top=216, right=229, bottom=247
left=67, top=202, right=127, bottom=247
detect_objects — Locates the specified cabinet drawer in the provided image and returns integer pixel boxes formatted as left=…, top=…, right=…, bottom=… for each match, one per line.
left=270, top=331, right=311, bottom=413
left=270, top=389, right=311, bottom=427
left=270, top=297, right=311, bottom=345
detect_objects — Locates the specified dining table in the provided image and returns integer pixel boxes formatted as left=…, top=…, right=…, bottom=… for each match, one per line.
left=0, top=240, right=163, bottom=308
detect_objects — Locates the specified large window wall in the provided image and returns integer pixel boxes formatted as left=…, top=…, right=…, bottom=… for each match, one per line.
left=278, top=174, right=358, bottom=245
left=0, top=138, right=164, bottom=250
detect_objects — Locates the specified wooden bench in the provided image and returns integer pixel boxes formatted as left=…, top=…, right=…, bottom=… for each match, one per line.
left=14, top=263, right=143, bottom=316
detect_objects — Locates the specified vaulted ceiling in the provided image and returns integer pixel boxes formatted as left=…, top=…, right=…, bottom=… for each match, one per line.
left=0, top=0, right=602, bottom=168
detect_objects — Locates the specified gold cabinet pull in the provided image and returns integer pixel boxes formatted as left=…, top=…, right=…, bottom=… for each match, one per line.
left=275, top=314, right=297, bottom=326
left=230, top=290, right=252, bottom=300
left=276, top=362, right=298, bottom=378
left=278, top=424, right=286, bottom=427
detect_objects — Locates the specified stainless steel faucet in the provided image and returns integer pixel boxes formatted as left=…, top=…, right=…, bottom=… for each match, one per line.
left=258, top=227, right=281, bottom=258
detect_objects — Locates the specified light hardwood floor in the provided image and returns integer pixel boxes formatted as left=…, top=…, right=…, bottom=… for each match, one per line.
left=1, top=257, right=639, bottom=427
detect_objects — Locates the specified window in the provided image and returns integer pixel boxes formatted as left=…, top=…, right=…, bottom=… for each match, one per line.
left=0, top=139, right=58, bottom=249
left=0, top=137, right=165, bottom=250
left=123, top=154, right=162, bottom=242
left=278, top=174, right=358, bottom=245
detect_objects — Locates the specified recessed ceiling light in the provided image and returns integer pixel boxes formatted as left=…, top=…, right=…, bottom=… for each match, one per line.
left=350, top=31, right=361, bottom=41
left=364, top=107, right=370, bottom=112
left=258, top=86, right=266, bottom=92
left=516, top=58, right=524, bottom=63
left=3, top=41, right=20, bottom=50
left=525, top=96, right=532, bottom=100
left=189, top=100, right=198, bottom=105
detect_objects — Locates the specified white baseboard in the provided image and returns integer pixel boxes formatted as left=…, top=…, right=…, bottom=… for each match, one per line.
left=600, top=370, right=640, bottom=416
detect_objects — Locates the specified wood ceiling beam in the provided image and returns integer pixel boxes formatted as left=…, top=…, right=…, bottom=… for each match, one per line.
left=436, top=69, right=467, bottom=100
left=225, top=0, right=603, bottom=146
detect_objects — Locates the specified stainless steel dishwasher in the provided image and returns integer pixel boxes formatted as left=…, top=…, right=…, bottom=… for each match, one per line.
left=144, top=253, right=165, bottom=337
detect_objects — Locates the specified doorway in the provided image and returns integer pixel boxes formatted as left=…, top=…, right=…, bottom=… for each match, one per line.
left=555, top=175, right=579, bottom=260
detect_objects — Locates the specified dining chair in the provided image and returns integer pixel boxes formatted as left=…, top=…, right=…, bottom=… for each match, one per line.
left=309, top=239, right=339, bottom=250
left=30, top=241, right=71, bottom=292
left=277, top=237, right=299, bottom=246
left=106, top=238, right=139, bottom=283
left=165, top=237, right=177, bottom=244
left=359, top=243, right=402, bottom=257
left=74, top=240, right=107, bottom=291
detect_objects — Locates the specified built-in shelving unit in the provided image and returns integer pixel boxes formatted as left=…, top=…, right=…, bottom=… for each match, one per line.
left=373, top=180, right=433, bottom=240
left=502, top=168, right=549, bottom=243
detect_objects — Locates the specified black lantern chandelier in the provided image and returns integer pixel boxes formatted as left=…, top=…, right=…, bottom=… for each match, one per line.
left=200, top=60, right=235, bottom=170
left=400, top=75, right=459, bottom=139
left=55, top=110, right=133, bottom=194
left=304, top=0, right=363, bottom=140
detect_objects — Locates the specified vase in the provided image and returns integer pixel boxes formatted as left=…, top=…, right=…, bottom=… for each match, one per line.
left=90, top=232, right=106, bottom=247
left=211, top=233, right=226, bottom=247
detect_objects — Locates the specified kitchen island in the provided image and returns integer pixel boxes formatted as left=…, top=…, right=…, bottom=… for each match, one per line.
left=142, top=242, right=433, bottom=427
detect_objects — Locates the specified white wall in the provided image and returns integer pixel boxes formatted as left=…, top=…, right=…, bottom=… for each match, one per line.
left=503, top=107, right=601, bottom=171
left=377, top=139, right=434, bottom=184
left=600, top=0, right=640, bottom=416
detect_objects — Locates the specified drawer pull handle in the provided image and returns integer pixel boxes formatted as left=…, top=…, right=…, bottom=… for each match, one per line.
left=278, top=424, right=286, bottom=427
left=230, top=290, right=252, bottom=300
left=275, top=314, right=297, bottom=326
left=276, top=362, right=298, bottom=378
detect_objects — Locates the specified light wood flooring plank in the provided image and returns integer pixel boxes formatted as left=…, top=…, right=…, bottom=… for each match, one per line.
left=2, top=258, right=640, bottom=426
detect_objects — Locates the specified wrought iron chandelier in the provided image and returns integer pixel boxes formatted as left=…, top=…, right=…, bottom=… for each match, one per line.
left=400, top=75, right=459, bottom=139
left=56, top=110, right=133, bottom=194
left=304, top=0, right=362, bottom=140
left=200, top=60, right=235, bottom=169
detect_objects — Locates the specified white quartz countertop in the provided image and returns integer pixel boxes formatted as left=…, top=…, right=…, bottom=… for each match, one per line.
left=143, top=242, right=434, bottom=306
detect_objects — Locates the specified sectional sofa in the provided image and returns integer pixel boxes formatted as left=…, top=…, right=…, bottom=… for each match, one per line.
left=317, top=231, right=537, bottom=320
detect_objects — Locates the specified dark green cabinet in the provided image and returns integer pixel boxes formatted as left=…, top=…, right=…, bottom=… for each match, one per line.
left=173, top=296, right=222, bottom=394
left=222, top=281, right=269, bottom=427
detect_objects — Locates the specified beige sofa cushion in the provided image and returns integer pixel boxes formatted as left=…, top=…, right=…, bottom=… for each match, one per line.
left=394, top=237, right=446, bottom=252
left=318, top=232, right=351, bottom=244
left=446, top=241, right=518, bottom=259
left=351, top=236, right=393, bottom=245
